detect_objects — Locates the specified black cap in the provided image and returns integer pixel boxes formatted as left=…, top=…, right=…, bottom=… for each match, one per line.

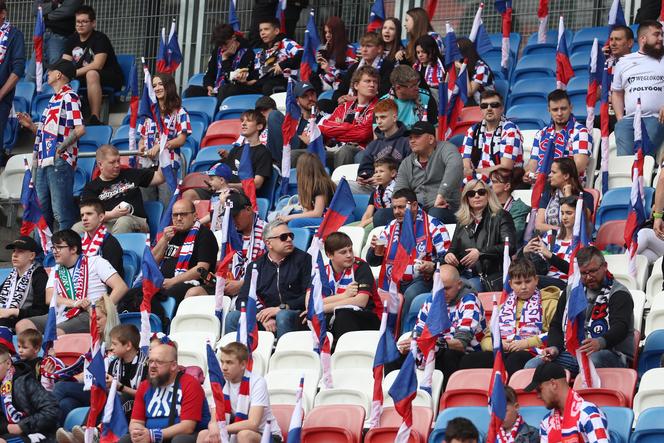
left=409, top=121, right=436, bottom=136
left=49, top=59, right=76, bottom=81
left=228, top=192, right=253, bottom=216
left=524, top=362, right=567, bottom=392
left=294, top=81, right=315, bottom=98
left=5, top=236, right=39, bottom=252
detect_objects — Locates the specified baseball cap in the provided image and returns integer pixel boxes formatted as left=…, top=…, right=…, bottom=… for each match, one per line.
left=49, top=59, right=76, bottom=81
left=524, top=362, right=567, bottom=392
left=294, top=81, right=315, bottom=98
left=228, top=192, right=253, bottom=216
left=205, top=162, right=232, bottom=181
left=5, top=236, right=39, bottom=252
left=409, top=121, right=436, bottom=136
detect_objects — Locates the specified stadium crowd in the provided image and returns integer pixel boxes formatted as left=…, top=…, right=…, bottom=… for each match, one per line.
left=0, top=0, right=664, bottom=442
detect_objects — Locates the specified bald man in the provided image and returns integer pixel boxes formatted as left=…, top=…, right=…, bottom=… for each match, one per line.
left=118, top=199, right=218, bottom=317
left=123, top=344, right=211, bottom=443
left=391, top=264, right=487, bottom=388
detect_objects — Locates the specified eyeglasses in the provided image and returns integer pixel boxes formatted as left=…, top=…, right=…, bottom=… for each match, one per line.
left=479, top=102, right=502, bottom=109
left=172, top=211, right=195, bottom=218
left=148, top=359, right=175, bottom=366
left=76, top=20, right=91, bottom=25
left=52, top=244, right=71, bottom=251
left=580, top=265, right=604, bottom=276
left=467, top=189, right=488, bottom=198
left=268, top=232, right=295, bottom=242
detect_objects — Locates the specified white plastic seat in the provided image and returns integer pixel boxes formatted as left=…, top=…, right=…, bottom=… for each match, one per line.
left=382, top=369, right=444, bottom=414
left=269, top=350, right=322, bottom=376
left=361, top=225, right=385, bottom=279
left=512, top=189, right=532, bottom=206
left=176, top=295, right=218, bottom=316
left=275, top=331, right=333, bottom=353
left=604, top=254, right=648, bottom=291
left=520, top=129, right=537, bottom=161
left=218, top=330, right=274, bottom=368
left=169, top=331, right=212, bottom=372
left=633, top=368, right=664, bottom=419
left=331, top=330, right=381, bottom=371
left=444, top=224, right=456, bottom=239
left=338, top=226, right=366, bottom=256
left=587, top=128, right=601, bottom=187
left=314, top=388, right=371, bottom=415
left=631, top=289, right=646, bottom=334
left=323, top=369, right=375, bottom=418
left=645, top=293, right=664, bottom=337
left=170, top=313, right=221, bottom=341
left=265, top=369, right=320, bottom=412
left=270, top=92, right=287, bottom=114
left=595, top=154, right=655, bottom=189
left=0, top=154, right=32, bottom=199
left=645, top=257, right=663, bottom=308
left=331, top=163, right=359, bottom=183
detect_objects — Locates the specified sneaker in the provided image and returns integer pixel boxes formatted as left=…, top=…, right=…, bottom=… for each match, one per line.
left=86, top=115, right=102, bottom=126
left=71, top=425, right=96, bottom=443
left=56, top=428, right=75, bottom=443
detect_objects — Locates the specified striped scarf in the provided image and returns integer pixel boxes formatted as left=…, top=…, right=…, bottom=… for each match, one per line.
left=498, top=415, right=523, bottom=443
left=174, top=220, right=201, bottom=276
left=0, top=263, right=36, bottom=309
left=222, top=369, right=251, bottom=422
left=325, top=264, right=354, bottom=294
left=82, top=224, right=108, bottom=257
left=498, top=291, right=543, bottom=342
left=547, top=389, right=583, bottom=442
left=55, top=255, right=89, bottom=320
left=414, top=58, right=445, bottom=88
left=214, top=47, right=248, bottom=92
left=0, top=20, right=11, bottom=65
left=1, top=365, right=25, bottom=424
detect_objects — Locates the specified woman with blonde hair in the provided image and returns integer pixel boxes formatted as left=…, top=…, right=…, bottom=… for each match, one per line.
left=444, top=179, right=516, bottom=291
left=402, top=8, right=443, bottom=64
left=277, top=153, right=336, bottom=228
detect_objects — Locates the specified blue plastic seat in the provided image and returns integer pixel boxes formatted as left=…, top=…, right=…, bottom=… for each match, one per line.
left=191, top=148, right=223, bottom=173
left=182, top=73, right=205, bottom=98
left=4, top=116, right=18, bottom=151
left=119, top=312, right=163, bottom=333
left=215, top=94, right=262, bottom=120
left=161, top=297, right=176, bottom=321
left=351, top=194, right=370, bottom=222
left=520, top=406, right=549, bottom=427
left=569, top=91, right=600, bottom=122
left=506, top=103, right=550, bottom=128
left=319, top=90, right=333, bottom=100
left=122, top=261, right=136, bottom=287
left=63, top=407, right=89, bottom=431
left=14, top=81, right=35, bottom=114
left=257, top=165, right=280, bottom=211
left=77, top=157, right=97, bottom=180
left=630, top=406, right=664, bottom=442
left=115, top=233, right=148, bottom=265
left=188, top=120, right=206, bottom=155
left=522, top=43, right=557, bottom=56
left=507, top=78, right=556, bottom=108
left=603, top=406, right=633, bottom=443
left=596, top=187, right=655, bottom=231
left=182, top=97, right=216, bottom=126
left=257, top=197, right=269, bottom=220
left=402, top=292, right=429, bottom=335
left=43, top=253, right=55, bottom=268
left=526, top=29, right=572, bottom=47
left=430, top=407, right=489, bottom=443
left=512, top=55, right=556, bottom=83
left=79, top=125, right=113, bottom=152
left=181, top=147, right=193, bottom=171
left=291, top=227, right=311, bottom=251
left=488, top=32, right=521, bottom=56
left=73, top=167, right=88, bottom=197
left=571, top=26, right=609, bottom=54
left=508, top=117, right=547, bottom=131
left=567, top=75, right=591, bottom=94
left=0, top=268, right=10, bottom=282
left=482, top=50, right=514, bottom=81
left=144, top=201, right=163, bottom=240
left=638, top=330, right=664, bottom=376
left=570, top=50, right=592, bottom=75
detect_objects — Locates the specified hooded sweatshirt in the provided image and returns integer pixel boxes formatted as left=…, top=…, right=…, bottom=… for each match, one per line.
left=358, top=122, right=412, bottom=178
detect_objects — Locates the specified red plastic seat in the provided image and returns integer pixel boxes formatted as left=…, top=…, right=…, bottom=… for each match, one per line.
left=573, top=368, right=637, bottom=408
left=450, top=120, right=480, bottom=138
left=271, top=404, right=294, bottom=441
left=54, top=333, right=90, bottom=365
left=364, top=406, right=432, bottom=443
left=201, top=119, right=241, bottom=147
left=439, top=368, right=492, bottom=409
left=301, top=404, right=365, bottom=443
left=459, top=106, right=483, bottom=123
left=181, top=172, right=208, bottom=192
left=509, top=368, right=545, bottom=406
left=194, top=200, right=211, bottom=220
left=365, top=428, right=423, bottom=443
left=595, top=220, right=626, bottom=252
left=477, top=292, right=500, bottom=324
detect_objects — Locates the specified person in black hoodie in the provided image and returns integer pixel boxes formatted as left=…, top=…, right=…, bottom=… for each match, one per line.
left=0, top=345, right=59, bottom=441
left=225, top=220, right=312, bottom=339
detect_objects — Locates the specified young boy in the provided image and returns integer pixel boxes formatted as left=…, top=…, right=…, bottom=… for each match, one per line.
left=75, top=198, right=124, bottom=279
left=107, top=324, right=147, bottom=402
left=17, top=328, right=42, bottom=376
left=359, top=157, right=398, bottom=232
left=187, top=162, right=232, bottom=227
left=502, top=386, right=539, bottom=442
left=250, top=18, right=302, bottom=95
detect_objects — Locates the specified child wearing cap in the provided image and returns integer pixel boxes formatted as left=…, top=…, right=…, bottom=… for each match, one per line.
left=191, top=162, right=233, bottom=227
left=356, top=157, right=398, bottom=236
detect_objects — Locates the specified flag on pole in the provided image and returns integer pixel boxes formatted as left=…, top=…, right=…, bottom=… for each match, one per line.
left=486, top=288, right=508, bottom=443
left=276, top=0, right=287, bottom=34
left=300, top=10, right=320, bottom=83
left=537, top=0, right=549, bottom=44
left=388, top=343, right=418, bottom=443
left=306, top=239, right=333, bottom=388
left=158, top=181, right=182, bottom=236
left=229, top=0, right=240, bottom=32
left=526, top=126, right=557, bottom=239
left=34, top=7, right=45, bottom=93
left=239, top=143, right=258, bottom=210
left=140, top=243, right=164, bottom=350
left=127, top=62, right=139, bottom=158
left=280, top=78, right=300, bottom=197
left=469, top=3, right=493, bottom=56
left=237, top=268, right=259, bottom=371
left=206, top=342, right=231, bottom=443
left=586, top=39, right=605, bottom=132
left=214, top=202, right=243, bottom=327
left=156, top=20, right=182, bottom=74
left=85, top=304, right=108, bottom=443
left=388, top=207, right=416, bottom=285
left=306, top=111, right=326, bottom=165
left=445, top=63, right=468, bottom=139
left=600, top=61, right=610, bottom=195
left=367, top=0, right=385, bottom=32
left=369, top=301, right=400, bottom=428
left=609, top=0, right=626, bottom=27
left=556, top=16, right=574, bottom=90
left=20, top=159, right=52, bottom=253
left=316, top=177, right=355, bottom=239
left=100, top=380, right=128, bottom=443
left=494, top=0, right=513, bottom=73
left=138, top=59, right=163, bottom=132
left=287, top=376, right=305, bottom=442
left=438, top=23, right=464, bottom=140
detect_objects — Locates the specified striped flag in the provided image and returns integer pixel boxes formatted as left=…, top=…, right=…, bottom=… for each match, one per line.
left=494, top=0, right=513, bottom=73
left=156, top=20, right=182, bottom=74
left=300, top=10, right=320, bottom=83
left=316, top=177, right=355, bottom=240
left=85, top=303, right=108, bottom=443
left=586, top=39, right=604, bottom=132
left=388, top=341, right=418, bottom=443
left=556, top=16, right=574, bottom=90
left=206, top=342, right=231, bottom=443
left=276, top=0, right=287, bottom=34
left=609, top=0, right=626, bottom=27
left=425, top=0, right=438, bottom=21
left=127, top=62, right=139, bottom=158
left=239, top=143, right=258, bottom=210
left=280, top=78, right=300, bottom=197
left=42, top=285, right=58, bottom=355
left=100, top=380, right=128, bottom=443
left=439, top=23, right=464, bottom=140
left=287, top=375, right=305, bottom=442
left=229, top=0, right=240, bottom=32
left=599, top=60, right=610, bottom=195
left=306, top=238, right=333, bottom=388
left=34, top=7, right=45, bottom=92
left=236, top=268, right=259, bottom=370
left=140, top=243, right=163, bottom=350
left=367, top=0, right=385, bottom=32
left=537, top=0, right=549, bottom=44
left=306, top=111, right=325, bottom=165
left=20, top=158, right=52, bottom=253
left=215, top=202, right=243, bottom=327
left=157, top=181, right=182, bottom=236
left=469, top=3, right=493, bottom=56
left=369, top=301, right=399, bottom=428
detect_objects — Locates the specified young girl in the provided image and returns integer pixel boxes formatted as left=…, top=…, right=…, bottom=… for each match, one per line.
left=317, top=16, right=357, bottom=91
left=413, top=34, right=445, bottom=92
left=381, top=17, right=405, bottom=63
left=277, top=153, right=336, bottom=228
left=401, top=8, right=443, bottom=64
left=457, top=37, right=495, bottom=105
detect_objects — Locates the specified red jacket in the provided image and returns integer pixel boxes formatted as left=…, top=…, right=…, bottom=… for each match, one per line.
left=319, top=97, right=378, bottom=148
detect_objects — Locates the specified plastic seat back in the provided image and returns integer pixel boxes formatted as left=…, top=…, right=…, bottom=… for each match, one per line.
left=520, top=406, right=548, bottom=427
left=638, top=331, right=664, bottom=375
left=63, top=407, right=90, bottom=431
left=182, top=97, right=216, bottom=126
left=572, top=368, right=636, bottom=407
left=115, top=233, right=149, bottom=265
left=430, top=406, right=489, bottom=443
left=595, top=220, right=627, bottom=251
left=302, top=404, right=365, bottom=443
left=402, top=292, right=429, bottom=335
left=202, top=119, right=241, bottom=147
left=366, top=406, right=432, bottom=442
left=271, top=404, right=294, bottom=441
left=331, top=164, right=359, bottom=183
left=144, top=201, right=163, bottom=240
left=602, top=406, right=633, bottom=443
left=291, top=227, right=312, bottom=251
left=509, top=369, right=545, bottom=406
left=119, top=312, right=162, bottom=333
left=54, top=333, right=90, bottom=364
left=216, top=94, right=262, bottom=120
left=440, top=368, right=492, bottom=409
left=631, top=406, right=664, bottom=442
left=633, top=369, right=664, bottom=419
left=170, top=313, right=221, bottom=340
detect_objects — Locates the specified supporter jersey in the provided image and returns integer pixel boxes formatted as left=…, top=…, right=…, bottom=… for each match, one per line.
left=320, top=44, right=357, bottom=90
left=254, top=37, right=302, bottom=78
left=461, top=118, right=524, bottom=169
left=539, top=400, right=609, bottom=443
left=139, top=107, right=192, bottom=154
left=530, top=118, right=592, bottom=182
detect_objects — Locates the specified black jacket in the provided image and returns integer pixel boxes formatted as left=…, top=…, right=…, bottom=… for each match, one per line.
left=332, top=58, right=396, bottom=104
left=236, top=248, right=312, bottom=311
left=202, top=36, right=256, bottom=88
left=0, top=361, right=59, bottom=436
left=445, top=208, right=517, bottom=278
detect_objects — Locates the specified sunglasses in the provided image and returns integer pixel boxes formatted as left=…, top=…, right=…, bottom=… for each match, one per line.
left=467, top=189, right=488, bottom=198
left=268, top=232, right=295, bottom=242
left=479, top=102, right=502, bottom=109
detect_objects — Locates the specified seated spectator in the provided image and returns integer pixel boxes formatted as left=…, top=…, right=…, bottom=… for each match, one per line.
left=315, top=232, right=382, bottom=339
left=255, top=95, right=285, bottom=164
left=316, top=16, right=356, bottom=92
left=395, top=121, right=463, bottom=223
left=73, top=198, right=124, bottom=279
left=526, top=246, right=635, bottom=372
left=0, top=236, right=48, bottom=329
left=381, top=65, right=437, bottom=130
left=462, top=91, right=523, bottom=178
left=525, top=89, right=592, bottom=186
left=62, top=5, right=122, bottom=125
left=444, top=179, right=516, bottom=292
left=463, top=258, right=560, bottom=376
left=381, top=18, right=405, bottom=63
left=276, top=153, right=336, bottom=228
left=392, top=265, right=486, bottom=388
left=199, top=342, right=281, bottom=441
left=330, top=32, right=395, bottom=107
left=16, top=230, right=127, bottom=336
left=357, top=157, right=398, bottom=233
left=366, top=188, right=450, bottom=325
left=226, top=220, right=312, bottom=339
left=401, top=8, right=444, bottom=64
left=502, top=386, right=540, bottom=442
left=490, top=168, right=531, bottom=245
left=458, top=37, right=495, bottom=105
left=17, top=329, right=42, bottom=378
left=652, top=170, right=664, bottom=265
left=445, top=417, right=480, bottom=443
left=636, top=217, right=664, bottom=264
left=120, top=199, right=218, bottom=316
left=535, top=157, right=594, bottom=234
left=181, top=162, right=232, bottom=220
left=249, top=17, right=302, bottom=95
left=283, top=81, right=323, bottom=167
left=351, top=98, right=411, bottom=195
left=121, top=344, right=210, bottom=443
left=320, top=65, right=379, bottom=169
left=81, top=145, right=166, bottom=234
left=220, top=110, right=273, bottom=193
left=0, top=342, right=59, bottom=442
left=413, top=35, right=445, bottom=92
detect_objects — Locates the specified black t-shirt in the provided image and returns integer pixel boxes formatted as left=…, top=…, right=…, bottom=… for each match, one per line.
left=353, top=260, right=379, bottom=315
left=82, top=169, right=155, bottom=219
left=160, top=225, right=219, bottom=279
left=102, top=234, right=125, bottom=280
left=65, top=30, right=121, bottom=74
left=223, top=144, right=273, bottom=184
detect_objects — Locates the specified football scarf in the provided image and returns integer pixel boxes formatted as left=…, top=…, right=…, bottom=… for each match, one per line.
left=222, top=369, right=251, bottom=423
left=497, top=415, right=523, bottom=443
left=0, top=365, right=25, bottom=424
left=82, top=224, right=108, bottom=257
left=174, top=220, right=201, bottom=276
left=214, top=47, right=248, bottom=92
left=497, top=290, right=543, bottom=341
left=55, top=255, right=89, bottom=320
left=0, top=20, right=12, bottom=65
left=547, top=388, right=583, bottom=442
left=0, top=263, right=37, bottom=310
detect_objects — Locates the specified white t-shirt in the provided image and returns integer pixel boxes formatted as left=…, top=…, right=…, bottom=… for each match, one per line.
left=47, top=255, right=117, bottom=322
left=611, top=51, right=664, bottom=118
left=227, top=373, right=281, bottom=439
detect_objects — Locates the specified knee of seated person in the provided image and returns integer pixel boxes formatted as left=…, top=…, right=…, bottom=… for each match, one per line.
left=181, top=189, right=200, bottom=201
left=15, top=319, right=32, bottom=334
left=85, top=69, right=101, bottom=81
left=111, top=216, right=135, bottom=234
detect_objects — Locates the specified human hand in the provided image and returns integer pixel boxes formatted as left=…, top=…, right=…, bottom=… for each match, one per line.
left=299, top=310, right=308, bottom=325
left=105, top=373, right=114, bottom=389
left=223, top=280, right=243, bottom=296
left=272, top=64, right=283, bottom=76
left=397, top=337, right=411, bottom=355
left=145, top=146, right=160, bottom=159
left=276, top=214, right=291, bottom=222
left=17, top=112, right=33, bottom=128
left=130, top=428, right=150, bottom=443
left=7, top=424, right=21, bottom=435
left=337, top=94, right=356, bottom=105
left=345, top=282, right=359, bottom=298
left=395, top=50, right=406, bottom=61
left=655, top=218, right=664, bottom=240
left=163, top=226, right=177, bottom=241
left=579, top=338, right=601, bottom=355
left=541, top=346, right=559, bottom=361
left=562, top=184, right=573, bottom=196
left=235, top=70, right=249, bottom=83
left=460, top=248, right=480, bottom=267
left=256, top=306, right=280, bottom=323
left=207, top=86, right=215, bottom=96
left=444, top=253, right=459, bottom=267
left=0, top=308, right=16, bottom=319
left=162, top=278, right=176, bottom=290
left=207, top=424, right=221, bottom=443
left=75, top=299, right=91, bottom=310
left=434, top=194, right=448, bottom=208
left=262, top=318, right=276, bottom=332
left=298, top=132, right=311, bottom=145
left=218, top=149, right=229, bottom=159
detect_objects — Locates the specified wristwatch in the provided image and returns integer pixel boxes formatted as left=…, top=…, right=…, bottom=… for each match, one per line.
left=279, top=303, right=289, bottom=310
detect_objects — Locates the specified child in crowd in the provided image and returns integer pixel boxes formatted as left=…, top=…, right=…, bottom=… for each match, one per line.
left=195, top=162, right=233, bottom=228
left=413, top=34, right=445, bottom=92
left=358, top=157, right=398, bottom=235
left=17, top=328, right=42, bottom=377
left=502, top=386, right=540, bottom=442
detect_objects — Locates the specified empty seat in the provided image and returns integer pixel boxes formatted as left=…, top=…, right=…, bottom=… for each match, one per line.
left=363, top=406, right=433, bottom=443
left=630, top=406, right=664, bottom=442
left=595, top=154, right=655, bottom=189
left=595, top=187, right=655, bottom=231
left=275, top=330, right=333, bottom=353
left=645, top=257, right=663, bottom=308
left=595, top=220, right=626, bottom=251
left=383, top=369, right=444, bottom=414
left=183, top=97, right=216, bottom=126
left=218, top=330, right=274, bottom=367
left=638, top=330, right=664, bottom=376
left=317, top=369, right=373, bottom=416
left=201, top=119, right=241, bottom=147
left=331, top=164, right=359, bottom=183
left=170, top=312, right=221, bottom=341
left=645, top=294, right=664, bottom=336
left=603, top=254, right=648, bottom=291
left=572, top=368, right=637, bottom=407
left=0, top=154, right=32, bottom=199
left=269, top=350, right=321, bottom=377
left=270, top=404, right=294, bottom=441
left=314, top=389, right=370, bottom=417
left=603, top=406, right=634, bottom=443
left=439, top=368, right=492, bottom=410
left=571, top=26, right=609, bottom=53
left=215, top=94, right=262, bottom=120
left=331, top=330, right=380, bottom=371
left=512, top=55, right=556, bottom=84
left=301, top=404, right=365, bottom=443
left=265, top=370, right=319, bottom=413
left=633, top=368, right=664, bottom=419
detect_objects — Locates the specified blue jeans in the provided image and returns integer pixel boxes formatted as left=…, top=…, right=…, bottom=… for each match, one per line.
left=225, top=308, right=301, bottom=339
left=524, top=349, right=627, bottom=375
left=35, top=158, right=77, bottom=230
left=400, top=276, right=433, bottom=334
left=615, top=115, right=664, bottom=156
left=53, top=381, right=88, bottom=425
left=25, top=30, right=68, bottom=82
left=0, top=100, right=11, bottom=153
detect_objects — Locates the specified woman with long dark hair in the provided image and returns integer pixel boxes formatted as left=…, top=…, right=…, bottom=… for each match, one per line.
left=381, top=17, right=405, bottom=62
left=413, top=34, right=445, bottom=92
left=403, top=8, right=443, bottom=64
left=457, top=37, right=495, bottom=104
left=317, top=16, right=357, bottom=91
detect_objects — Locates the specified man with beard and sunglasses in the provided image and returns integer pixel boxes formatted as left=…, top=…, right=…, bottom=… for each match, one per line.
left=612, top=19, right=664, bottom=156
left=225, top=220, right=312, bottom=339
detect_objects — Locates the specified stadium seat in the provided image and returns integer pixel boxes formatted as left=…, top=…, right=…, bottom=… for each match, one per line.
left=144, top=201, right=164, bottom=240
left=331, top=164, right=359, bottom=183
left=73, top=166, right=88, bottom=197
left=170, top=311, right=221, bottom=341
left=364, top=406, right=433, bottom=443
left=522, top=43, right=556, bottom=57
left=14, top=81, right=35, bottom=114
left=595, top=187, right=655, bottom=231
left=270, top=92, right=287, bottom=113
left=450, top=120, right=480, bottom=138
left=0, top=269, right=10, bottom=282
left=506, top=103, right=550, bottom=128
left=194, top=199, right=210, bottom=220
left=638, top=330, right=664, bottom=376
left=119, top=312, right=162, bottom=333
left=595, top=154, right=655, bottom=190
left=361, top=225, right=385, bottom=278
left=63, top=407, right=89, bottom=431
left=331, top=330, right=380, bottom=371
left=488, top=32, right=521, bottom=56
left=439, top=368, right=492, bottom=410
left=215, top=94, right=262, bottom=120
left=115, top=233, right=148, bottom=265
left=634, top=368, right=664, bottom=419
left=275, top=330, right=334, bottom=353
left=430, top=406, right=489, bottom=443
left=572, top=368, right=637, bottom=407
left=319, top=90, right=334, bottom=100
left=182, top=97, right=216, bottom=126
left=291, top=227, right=311, bottom=251
left=3, top=115, right=18, bottom=152
left=301, top=404, right=365, bottom=443
left=271, top=404, right=294, bottom=441
left=458, top=106, right=482, bottom=123
left=645, top=257, right=663, bottom=308
left=383, top=368, right=444, bottom=414
left=571, top=26, right=609, bottom=54
left=645, top=294, right=664, bottom=336
left=315, top=388, right=371, bottom=417
left=567, top=75, right=591, bottom=94
left=632, top=289, right=646, bottom=333
left=218, top=330, right=274, bottom=368
left=351, top=194, right=370, bottom=222
left=570, top=50, right=592, bottom=75
left=512, top=55, right=556, bottom=84
left=603, top=406, right=633, bottom=443
left=520, top=406, right=548, bottom=427
left=169, top=331, right=214, bottom=372
left=182, top=73, right=205, bottom=98
left=79, top=125, right=113, bottom=152
left=483, top=50, right=515, bottom=81
left=0, top=154, right=31, bottom=199
left=494, top=78, right=508, bottom=102
left=54, top=333, right=90, bottom=365
left=507, top=78, right=556, bottom=108
left=604, top=254, right=648, bottom=291
left=477, top=291, right=499, bottom=324
left=402, top=293, right=427, bottom=335
left=630, top=406, right=664, bottom=442
left=265, top=370, right=320, bottom=412
left=337, top=226, right=365, bottom=256
left=181, top=172, right=208, bottom=191
left=526, top=29, right=572, bottom=47
left=201, top=119, right=241, bottom=147
left=509, top=368, right=545, bottom=406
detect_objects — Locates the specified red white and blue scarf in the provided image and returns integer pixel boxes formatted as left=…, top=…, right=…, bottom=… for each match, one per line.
left=0, top=20, right=12, bottom=65
left=222, top=369, right=251, bottom=422
left=214, top=47, right=248, bottom=92
left=498, top=290, right=543, bottom=342
left=1, top=365, right=25, bottom=424
left=174, top=220, right=201, bottom=276
left=414, top=58, right=445, bottom=88
left=82, top=224, right=108, bottom=257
